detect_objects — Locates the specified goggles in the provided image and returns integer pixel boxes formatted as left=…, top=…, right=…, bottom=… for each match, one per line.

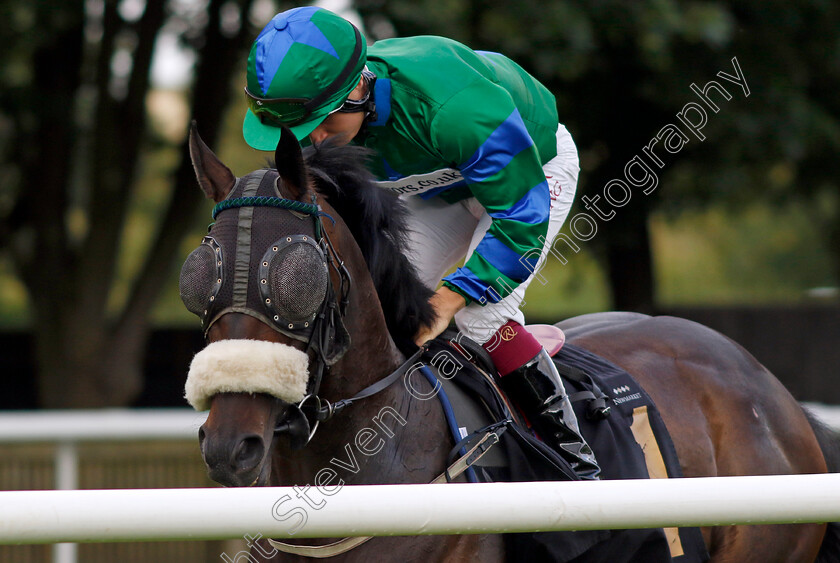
left=336, top=69, right=376, bottom=114
left=245, top=90, right=313, bottom=126
left=246, top=26, right=363, bottom=127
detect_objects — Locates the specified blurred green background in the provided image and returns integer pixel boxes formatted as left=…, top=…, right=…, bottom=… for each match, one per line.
left=0, top=0, right=837, bottom=408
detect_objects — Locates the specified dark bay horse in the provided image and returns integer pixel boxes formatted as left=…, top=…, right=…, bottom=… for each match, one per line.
left=185, top=123, right=839, bottom=562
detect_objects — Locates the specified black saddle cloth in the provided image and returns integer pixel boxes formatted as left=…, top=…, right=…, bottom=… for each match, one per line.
left=425, top=339, right=709, bottom=563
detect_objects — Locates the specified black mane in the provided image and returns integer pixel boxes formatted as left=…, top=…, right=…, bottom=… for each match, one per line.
left=302, top=141, right=435, bottom=353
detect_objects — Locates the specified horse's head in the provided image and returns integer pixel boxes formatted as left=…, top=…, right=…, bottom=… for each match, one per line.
left=182, top=123, right=361, bottom=487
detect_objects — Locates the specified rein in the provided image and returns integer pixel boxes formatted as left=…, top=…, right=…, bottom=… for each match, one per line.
left=310, top=343, right=427, bottom=422
left=268, top=342, right=510, bottom=558
left=273, top=342, right=428, bottom=450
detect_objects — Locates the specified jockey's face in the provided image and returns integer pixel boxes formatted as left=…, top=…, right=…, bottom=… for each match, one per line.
left=308, top=77, right=367, bottom=146
left=308, top=109, right=365, bottom=146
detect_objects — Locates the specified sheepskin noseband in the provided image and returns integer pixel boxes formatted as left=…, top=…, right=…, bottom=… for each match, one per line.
left=185, top=339, right=309, bottom=411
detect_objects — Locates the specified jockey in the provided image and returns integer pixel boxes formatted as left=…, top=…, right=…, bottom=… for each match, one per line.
left=241, top=7, right=600, bottom=479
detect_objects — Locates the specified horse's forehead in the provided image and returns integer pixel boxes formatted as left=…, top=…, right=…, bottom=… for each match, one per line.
left=212, top=169, right=315, bottom=242
left=229, top=169, right=277, bottom=199
left=179, top=167, right=328, bottom=340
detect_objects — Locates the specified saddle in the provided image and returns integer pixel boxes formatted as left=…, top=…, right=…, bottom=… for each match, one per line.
left=423, top=328, right=709, bottom=563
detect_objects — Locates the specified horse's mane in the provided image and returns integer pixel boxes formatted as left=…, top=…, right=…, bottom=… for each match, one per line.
left=301, top=141, right=435, bottom=353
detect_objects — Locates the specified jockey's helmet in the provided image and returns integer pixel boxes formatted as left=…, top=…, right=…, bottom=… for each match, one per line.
left=243, top=7, right=367, bottom=149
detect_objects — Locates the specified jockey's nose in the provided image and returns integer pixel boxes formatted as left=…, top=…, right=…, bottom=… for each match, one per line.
left=309, top=128, right=329, bottom=145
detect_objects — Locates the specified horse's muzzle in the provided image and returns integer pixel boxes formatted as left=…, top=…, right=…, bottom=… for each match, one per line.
left=197, top=392, right=284, bottom=487
left=199, top=424, right=270, bottom=487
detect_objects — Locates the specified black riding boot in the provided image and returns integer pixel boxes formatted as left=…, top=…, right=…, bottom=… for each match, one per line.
left=500, top=349, right=601, bottom=480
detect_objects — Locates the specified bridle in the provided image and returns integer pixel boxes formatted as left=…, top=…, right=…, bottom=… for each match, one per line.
left=200, top=175, right=506, bottom=558
left=208, top=180, right=427, bottom=450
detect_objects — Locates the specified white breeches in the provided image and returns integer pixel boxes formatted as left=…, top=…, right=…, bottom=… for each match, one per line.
left=402, top=124, right=580, bottom=344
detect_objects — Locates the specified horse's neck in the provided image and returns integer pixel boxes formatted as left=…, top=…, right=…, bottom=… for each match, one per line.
left=318, top=194, right=406, bottom=393
left=275, top=384, right=448, bottom=486
left=326, top=248, right=405, bottom=396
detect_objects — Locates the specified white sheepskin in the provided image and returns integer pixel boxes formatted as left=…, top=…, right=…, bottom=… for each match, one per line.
left=185, top=339, right=309, bottom=411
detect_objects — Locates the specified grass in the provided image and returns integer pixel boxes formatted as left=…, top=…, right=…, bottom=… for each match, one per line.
left=651, top=201, right=835, bottom=306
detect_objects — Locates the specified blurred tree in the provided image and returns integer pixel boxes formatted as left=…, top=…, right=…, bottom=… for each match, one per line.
left=353, top=0, right=839, bottom=311
left=0, top=0, right=259, bottom=407
left=658, top=2, right=840, bottom=286
left=2, top=0, right=837, bottom=406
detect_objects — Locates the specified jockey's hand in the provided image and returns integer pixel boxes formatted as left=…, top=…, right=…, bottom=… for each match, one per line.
left=414, top=286, right=466, bottom=346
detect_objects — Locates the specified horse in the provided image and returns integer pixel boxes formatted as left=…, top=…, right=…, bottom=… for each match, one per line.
left=183, top=122, right=840, bottom=562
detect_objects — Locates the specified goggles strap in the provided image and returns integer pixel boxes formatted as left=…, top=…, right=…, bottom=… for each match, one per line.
left=337, top=70, right=376, bottom=116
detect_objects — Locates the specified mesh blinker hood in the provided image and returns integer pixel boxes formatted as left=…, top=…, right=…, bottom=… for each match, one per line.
left=179, top=169, right=329, bottom=343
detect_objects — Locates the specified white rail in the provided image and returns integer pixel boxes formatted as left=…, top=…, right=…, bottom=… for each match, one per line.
left=0, top=403, right=832, bottom=443
left=0, top=408, right=207, bottom=442
left=0, top=409, right=206, bottom=563
left=804, top=402, right=840, bottom=430
left=1, top=475, right=840, bottom=544
left=0, top=405, right=837, bottom=558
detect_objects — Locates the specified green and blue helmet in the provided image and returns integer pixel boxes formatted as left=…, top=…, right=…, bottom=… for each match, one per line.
left=243, top=7, right=367, bottom=149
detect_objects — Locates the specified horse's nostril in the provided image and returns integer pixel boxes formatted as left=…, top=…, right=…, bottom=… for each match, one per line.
left=198, top=426, right=206, bottom=444
left=232, top=434, right=265, bottom=470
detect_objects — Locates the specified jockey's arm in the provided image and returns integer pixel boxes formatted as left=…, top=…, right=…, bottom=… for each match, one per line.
left=432, top=82, right=551, bottom=308
left=413, top=285, right=466, bottom=345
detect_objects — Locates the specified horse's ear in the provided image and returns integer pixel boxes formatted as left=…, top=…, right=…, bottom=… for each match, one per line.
left=189, top=121, right=236, bottom=202
left=274, top=126, right=307, bottom=199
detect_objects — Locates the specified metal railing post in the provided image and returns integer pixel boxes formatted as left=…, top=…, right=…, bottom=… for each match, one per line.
left=53, top=441, right=79, bottom=563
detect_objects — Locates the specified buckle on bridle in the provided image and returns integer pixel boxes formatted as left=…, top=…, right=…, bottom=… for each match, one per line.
left=274, top=394, right=323, bottom=450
